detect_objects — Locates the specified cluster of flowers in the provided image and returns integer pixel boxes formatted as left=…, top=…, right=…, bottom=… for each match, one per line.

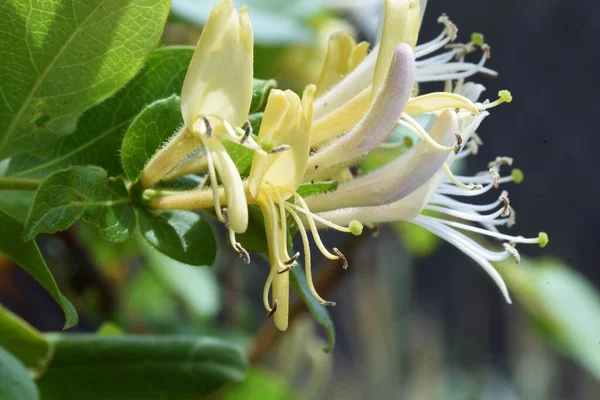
left=141, top=0, right=547, bottom=331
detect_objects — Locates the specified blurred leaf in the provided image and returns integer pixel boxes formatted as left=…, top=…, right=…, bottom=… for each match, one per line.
left=297, top=181, right=338, bottom=198
left=0, top=345, right=39, bottom=400
left=171, top=0, right=321, bottom=45
left=97, top=322, right=124, bottom=336
left=235, top=205, right=268, bottom=253
left=223, top=368, right=294, bottom=400
left=250, top=79, right=278, bottom=113
left=248, top=112, right=264, bottom=135
left=290, top=267, right=335, bottom=353
left=141, top=238, right=221, bottom=319
left=24, top=167, right=135, bottom=242
left=37, top=334, right=247, bottom=399
left=127, top=269, right=180, bottom=328
left=139, top=209, right=217, bottom=266
left=7, top=46, right=194, bottom=178
left=0, top=0, right=170, bottom=159
left=499, top=259, right=600, bottom=379
left=121, top=95, right=183, bottom=183
left=0, top=304, right=51, bottom=374
left=393, top=222, right=441, bottom=257
left=0, top=210, right=78, bottom=329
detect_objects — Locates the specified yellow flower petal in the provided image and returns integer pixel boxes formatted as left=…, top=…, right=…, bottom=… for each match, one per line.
left=315, top=33, right=369, bottom=96
left=248, top=85, right=316, bottom=199
left=181, top=0, right=254, bottom=129
left=405, top=92, right=480, bottom=115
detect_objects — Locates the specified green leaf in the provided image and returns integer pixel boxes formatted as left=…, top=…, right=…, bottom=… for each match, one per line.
left=250, top=79, right=277, bottom=113
left=37, top=334, right=247, bottom=399
left=24, top=166, right=135, bottom=242
left=499, top=259, right=600, bottom=379
left=0, top=304, right=51, bottom=374
left=297, top=181, right=338, bottom=198
left=290, top=267, right=335, bottom=353
left=6, top=46, right=195, bottom=179
left=0, top=345, right=39, bottom=400
left=121, top=95, right=184, bottom=183
left=0, top=209, right=78, bottom=329
left=139, top=209, right=217, bottom=266
left=0, top=0, right=171, bottom=159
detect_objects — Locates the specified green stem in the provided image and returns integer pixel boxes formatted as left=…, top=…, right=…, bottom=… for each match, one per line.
left=0, top=177, right=40, bottom=191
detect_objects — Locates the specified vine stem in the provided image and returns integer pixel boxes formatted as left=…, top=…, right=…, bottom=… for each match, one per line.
left=0, top=177, right=40, bottom=191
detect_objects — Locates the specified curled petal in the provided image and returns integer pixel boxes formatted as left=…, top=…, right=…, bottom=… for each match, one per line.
left=405, top=92, right=480, bottom=115
left=373, top=0, right=421, bottom=94
left=206, top=137, right=248, bottom=233
left=316, top=33, right=369, bottom=96
left=181, top=0, right=254, bottom=128
left=248, top=86, right=316, bottom=199
left=305, top=44, right=415, bottom=181
left=306, top=110, right=458, bottom=213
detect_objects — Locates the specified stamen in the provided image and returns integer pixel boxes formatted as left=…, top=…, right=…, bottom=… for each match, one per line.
left=333, top=248, right=348, bottom=269
left=507, top=207, right=516, bottom=228
left=488, top=157, right=514, bottom=169
left=321, top=301, right=337, bottom=307
left=270, top=144, right=290, bottom=154
left=229, top=228, right=251, bottom=264
left=480, top=90, right=513, bottom=110
left=503, top=243, right=521, bottom=264
left=284, top=252, right=300, bottom=266
left=489, top=167, right=501, bottom=189
left=443, top=163, right=483, bottom=190
left=266, top=300, right=278, bottom=318
left=500, top=192, right=511, bottom=217
left=201, top=116, right=212, bottom=137
left=399, top=114, right=457, bottom=153
left=286, top=207, right=332, bottom=305
left=197, top=131, right=224, bottom=223
left=454, top=132, right=463, bottom=154
left=241, top=120, right=252, bottom=144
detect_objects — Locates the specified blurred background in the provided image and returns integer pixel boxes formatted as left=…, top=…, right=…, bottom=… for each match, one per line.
left=2, top=0, right=599, bottom=399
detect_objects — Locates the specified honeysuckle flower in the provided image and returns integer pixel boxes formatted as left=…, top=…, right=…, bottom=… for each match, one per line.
left=309, top=83, right=547, bottom=303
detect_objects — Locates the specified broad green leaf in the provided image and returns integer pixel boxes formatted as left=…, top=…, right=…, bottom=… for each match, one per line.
left=37, top=334, right=247, bottom=399
left=250, top=79, right=277, bottom=113
left=139, top=209, right=217, bottom=266
left=24, top=166, right=135, bottom=242
left=0, top=0, right=171, bottom=159
left=297, top=181, right=338, bottom=198
left=290, top=267, right=335, bottom=353
left=7, top=46, right=195, bottom=178
left=0, top=304, right=51, bottom=374
left=0, top=346, right=39, bottom=400
left=121, top=95, right=184, bottom=183
left=223, top=369, right=294, bottom=400
left=0, top=210, right=78, bottom=329
left=499, top=259, right=600, bottom=379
